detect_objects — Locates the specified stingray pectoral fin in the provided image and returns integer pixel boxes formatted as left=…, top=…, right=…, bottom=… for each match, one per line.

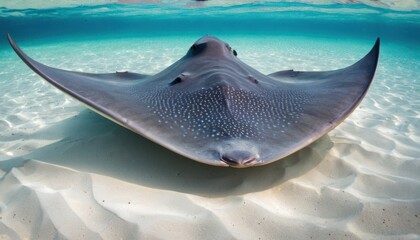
left=279, top=38, right=380, bottom=120
left=7, top=34, right=151, bottom=128
left=263, top=38, right=380, bottom=163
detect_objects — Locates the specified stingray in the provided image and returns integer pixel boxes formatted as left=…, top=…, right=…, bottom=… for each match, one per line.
left=8, top=34, right=379, bottom=168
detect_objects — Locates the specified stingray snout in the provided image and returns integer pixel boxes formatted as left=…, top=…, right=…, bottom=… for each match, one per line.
left=220, top=150, right=259, bottom=167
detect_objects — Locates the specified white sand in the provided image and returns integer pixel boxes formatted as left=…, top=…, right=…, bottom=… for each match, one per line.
left=0, top=36, right=419, bottom=239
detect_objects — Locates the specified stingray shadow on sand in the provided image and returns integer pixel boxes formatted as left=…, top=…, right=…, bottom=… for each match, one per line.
left=1, top=109, right=332, bottom=197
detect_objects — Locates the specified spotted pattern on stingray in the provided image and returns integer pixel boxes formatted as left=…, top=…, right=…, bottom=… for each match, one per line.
left=140, top=85, right=311, bottom=140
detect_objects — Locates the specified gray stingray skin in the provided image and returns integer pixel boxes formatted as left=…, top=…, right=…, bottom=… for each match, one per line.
left=8, top=35, right=380, bottom=168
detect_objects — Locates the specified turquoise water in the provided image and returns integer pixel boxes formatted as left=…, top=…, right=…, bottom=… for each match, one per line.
left=0, top=2, right=419, bottom=45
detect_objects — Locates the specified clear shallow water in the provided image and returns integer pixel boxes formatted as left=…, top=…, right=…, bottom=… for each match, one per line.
left=0, top=2, right=420, bottom=239
left=0, top=2, right=419, bottom=46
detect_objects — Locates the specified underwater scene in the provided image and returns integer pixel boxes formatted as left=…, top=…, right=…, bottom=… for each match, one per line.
left=0, top=1, right=419, bottom=239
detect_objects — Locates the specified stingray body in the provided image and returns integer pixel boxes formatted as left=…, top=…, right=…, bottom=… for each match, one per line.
left=8, top=35, right=379, bottom=168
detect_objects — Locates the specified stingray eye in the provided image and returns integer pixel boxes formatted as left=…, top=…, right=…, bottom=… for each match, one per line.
left=189, top=43, right=206, bottom=55
left=248, top=76, right=258, bottom=84
left=170, top=77, right=183, bottom=86
left=170, top=74, right=188, bottom=86
left=233, top=49, right=238, bottom=56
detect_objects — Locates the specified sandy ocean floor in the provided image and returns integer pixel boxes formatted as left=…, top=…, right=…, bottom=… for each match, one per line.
left=0, top=33, right=419, bottom=239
